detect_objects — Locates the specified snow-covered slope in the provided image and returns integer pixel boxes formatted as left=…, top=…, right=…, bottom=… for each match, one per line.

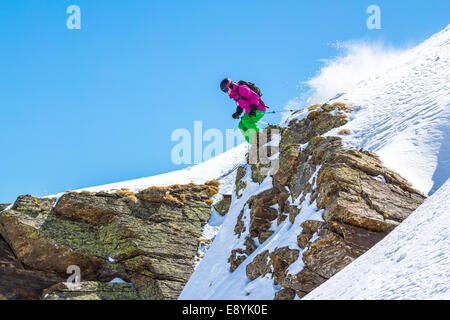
left=304, top=25, right=450, bottom=195
left=181, top=25, right=450, bottom=300
left=47, top=143, right=249, bottom=199
left=304, top=177, right=450, bottom=300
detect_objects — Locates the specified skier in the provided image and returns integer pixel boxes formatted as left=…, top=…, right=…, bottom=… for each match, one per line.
left=220, top=78, right=267, bottom=144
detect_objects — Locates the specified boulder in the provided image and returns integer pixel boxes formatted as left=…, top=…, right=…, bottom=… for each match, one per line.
left=0, top=182, right=218, bottom=300
left=273, top=288, right=296, bottom=300
left=246, top=250, right=271, bottom=280
left=214, top=195, right=232, bottom=216
left=228, top=237, right=257, bottom=272
left=235, top=166, right=247, bottom=198
left=270, top=247, right=299, bottom=285
left=0, top=235, right=63, bottom=300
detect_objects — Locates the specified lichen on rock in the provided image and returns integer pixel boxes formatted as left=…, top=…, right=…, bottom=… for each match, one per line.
left=227, top=104, right=426, bottom=300
left=0, top=182, right=219, bottom=300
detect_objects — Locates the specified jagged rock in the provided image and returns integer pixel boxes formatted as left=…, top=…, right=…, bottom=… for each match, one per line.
left=0, top=182, right=219, bottom=300
left=280, top=129, right=424, bottom=295
left=246, top=250, right=271, bottom=280
left=235, top=166, right=247, bottom=198
left=251, top=163, right=273, bottom=184
left=316, top=156, right=424, bottom=232
left=0, top=235, right=20, bottom=269
left=302, top=230, right=361, bottom=279
left=0, top=265, right=64, bottom=300
left=291, top=267, right=328, bottom=298
left=270, top=247, right=299, bottom=286
left=297, top=221, right=324, bottom=249
left=296, top=234, right=311, bottom=249
left=0, top=204, right=10, bottom=212
left=233, top=209, right=246, bottom=237
left=301, top=220, right=323, bottom=235
left=0, top=235, right=63, bottom=300
left=287, top=110, right=348, bottom=145
left=228, top=252, right=246, bottom=273
left=288, top=205, right=301, bottom=224
left=273, top=288, right=296, bottom=300
left=248, top=188, right=280, bottom=208
left=228, top=237, right=257, bottom=272
left=327, top=221, right=386, bottom=251
left=214, top=195, right=232, bottom=216
left=42, top=281, right=139, bottom=300
left=249, top=206, right=278, bottom=243
left=237, top=106, right=426, bottom=299
left=246, top=187, right=290, bottom=244
left=54, top=191, right=131, bottom=225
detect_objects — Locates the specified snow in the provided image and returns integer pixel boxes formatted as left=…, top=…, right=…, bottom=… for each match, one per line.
left=1, top=204, right=13, bottom=212
left=373, top=175, right=387, bottom=183
left=308, top=165, right=322, bottom=188
left=109, top=278, right=129, bottom=284
left=304, top=177, right=450, bottom=300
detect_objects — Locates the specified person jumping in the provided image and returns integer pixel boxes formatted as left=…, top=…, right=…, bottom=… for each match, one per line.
left=220, top=78, right=267, bottom=144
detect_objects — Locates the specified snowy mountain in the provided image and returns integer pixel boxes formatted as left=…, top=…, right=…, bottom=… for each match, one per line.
left=180, top=25, right=450, bottom=300
left=288, top=25, right=450, bottom=196
left=303, top=177, right=450, bottom=300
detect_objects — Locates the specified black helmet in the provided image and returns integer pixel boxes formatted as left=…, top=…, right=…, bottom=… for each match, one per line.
left=220, top=78, right=232, bottom=92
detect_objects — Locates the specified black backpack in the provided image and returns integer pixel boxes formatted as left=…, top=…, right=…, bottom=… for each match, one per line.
left=235, top=80, right=268, bottom=107
left=237, top=80, right=262, bottom=97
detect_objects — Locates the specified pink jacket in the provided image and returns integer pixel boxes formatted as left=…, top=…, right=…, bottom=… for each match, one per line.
left=229, top=84, right=267, bottom=113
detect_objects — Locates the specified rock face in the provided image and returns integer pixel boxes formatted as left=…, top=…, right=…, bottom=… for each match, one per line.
left=0, top=235, right=63, bottom=300
left=0, top=182, right=219, bottom=300
left=228, top=103, right=426, bottom=299
left=0, top=103, right=427, bottom=300
left=213, top=195, right=232, bottom=216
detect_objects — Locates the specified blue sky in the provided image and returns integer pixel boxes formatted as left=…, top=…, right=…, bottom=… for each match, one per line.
left=0, top=0, right=448, bottom=203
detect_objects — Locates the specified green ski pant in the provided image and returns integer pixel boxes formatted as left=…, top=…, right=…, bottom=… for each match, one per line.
left=238, top=111, right=266, bottom=143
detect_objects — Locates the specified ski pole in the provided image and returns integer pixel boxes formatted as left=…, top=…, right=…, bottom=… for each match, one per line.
left=265, top=109, right=299, bottom=114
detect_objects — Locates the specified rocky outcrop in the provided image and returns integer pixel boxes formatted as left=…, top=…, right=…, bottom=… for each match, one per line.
left=235, top=166, right=247, bottom=198
left=246, top=250, right=271, bottom=280
left=0, top=182, right=219, bottom=300
left=0, top=235, right=63, bottom=300
left=229, top=103, right=426, bottom=299
left=213, top=195, right=232, bottom=216
left=0, top=102, right=428, bottom=300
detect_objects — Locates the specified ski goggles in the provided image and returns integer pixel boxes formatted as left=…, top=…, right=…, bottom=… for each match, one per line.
left=223, top=80, right=232, bottom=92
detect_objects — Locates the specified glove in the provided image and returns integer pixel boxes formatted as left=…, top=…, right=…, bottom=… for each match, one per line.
left=249, top=104, right=258, bottom=117
left=232, top=107, right=243, bottom=119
